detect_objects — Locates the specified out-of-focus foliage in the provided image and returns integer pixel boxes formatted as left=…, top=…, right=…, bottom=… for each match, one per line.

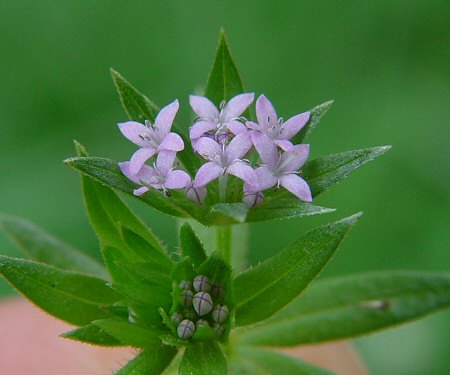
left=0, top=1, right=448, bottom=374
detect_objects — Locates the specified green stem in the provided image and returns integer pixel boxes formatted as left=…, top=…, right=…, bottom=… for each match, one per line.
left=216, top=225, right=232, bottom=264
left=218, top=174, right=228, bottom=202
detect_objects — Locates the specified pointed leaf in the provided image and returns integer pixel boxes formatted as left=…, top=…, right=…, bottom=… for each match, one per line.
left=179, top=223, right=207, bottom=268
left=115, top=346, right=177, bottom=375
left=0, top=214, right=107, bottom=278
left=233, top=214, right=362, bottom=326
left=293, top=100, right=334, bottom=143
left=205, top=29, right=246, bottom=108
left=61, top=324, right=122, bottom=346
left=0, top=256, right=120, bottom=325
left=303, top=146, right=392, bottom=197
left=238, top=271, right=450, bottom=346
left=179, top=341, right=227, bottom=375
left=111, top=69, right=200, bottom=175
left=230, top=347, right=334, bottom=375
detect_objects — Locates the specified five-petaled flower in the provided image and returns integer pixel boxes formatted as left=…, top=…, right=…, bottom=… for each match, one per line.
left=193, top=132, right=258, bottom=188
left=119, top=150, right=191, bottom=196
left=246, top=95, right=310, bottom=151
left=245, top=131, right=312, bottom=202
left=118, top=100, right=184, bottom=174
left=189, top=93, right=254, bottom=147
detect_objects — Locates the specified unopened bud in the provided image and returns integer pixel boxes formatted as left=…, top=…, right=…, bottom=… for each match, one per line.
left=179, top=280, right=192, bottom=290
left=213, top=322, right=225, bottom=336
left=193, top=292, right=213, bottom=316
left=177, top=319, right=195, bottom=339
left=179, top=289, right=193, bottom=307
left=171, top=311, right=184, bottom=325
left=193, top=275, right=212, bottom=292
left=212, top=304, right=229, bottom=323
left=196, top=319, right=210, bottom=328
left=211, top=283, right=225, bottom=299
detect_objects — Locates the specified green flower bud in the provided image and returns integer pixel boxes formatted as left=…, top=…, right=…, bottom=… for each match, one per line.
left=179, top=280, right=192, bottom=290
left=179, top=289, right=194, bottom=307
left=211, top=283, right=225, bottom=299
left=183, top=307, right=197, bottom=320
left=196, top=319, right=210, bottom=328
left=212, top=304, right=229, bottom=323
left=177, top=319, right=195, bottom=339
left=193, top=292, right=213, bottom=316
left=171, top=311, right=184, bottom=325
left=213, top=322, right=225, bottom=336
left=193, top=275, right=212, bottom=292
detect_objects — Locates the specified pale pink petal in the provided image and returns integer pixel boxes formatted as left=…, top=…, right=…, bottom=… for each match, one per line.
left=133, top=186, right=149, bottom=196
left=246, top=121, right=261, bottom=131
left=256, top=95, right=278, bottom=129
left=279, top=112, right=310, bottom=140
left=227, top=120, right=247, bottom=135
left=118, top=121, right=152, bottom=148
left=129, top=147, right=156, bottom=174
left=274, top=139, right=294, bottom=151
left=156, top=150, right=177, bottom=176
left=227, top=161, right=258, bottom=187
left=222, top=93, right=254, bottom=120
left=280, top=144, right=310, bottom=172
left=193, top=162, right=223, bottom=188
left=189, top=95, right=219, bottom=120
left=119, top=161, right=140, bottom=184
left=165, top=170, right=191, bottom=189
left=251, top=131, right=278, bottom=167
left=255, top=166, right=278, bottom=190
left=195, top=137, right=222, bottom=161
left=158, top=132, right=184, bottom=152
left=189, top=120, right=216, bottom=140
left=226, top=132, right=253, bottom=161
left=280, top=174, right=312, bottom=202
left=154, top=99, right=179, bottom=135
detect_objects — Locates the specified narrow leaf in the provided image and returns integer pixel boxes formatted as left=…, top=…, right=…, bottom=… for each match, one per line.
left=61, top=324, right=122, bottom=346
left=230, top=347, right=334, bottom=375
left=303, top=146, right=392, bottom=197
left=238, top=271, right=450, bottom=346
left=205, top=29, right=246, bottom=107
left=179, top=341, right=227, bottom=375
left=115, top=346, right=177, bottom=375
left=293, top=100, right=334, bottom=143
left=233, top=213, right=362, bottom=326
left=0, top=214, right=107, bottom=279
left=0, top=256, right=120, bottom=326
left=179, top=223, right=207, bottom=268
left=207, top=203, right=248, bottom=225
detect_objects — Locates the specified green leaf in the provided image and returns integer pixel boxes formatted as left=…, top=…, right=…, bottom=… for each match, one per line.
left=233, top=214, right=361, bottom=326
left=229, top=347, right=334, bottom=375
left=115, top=346, right=177, bottom=375
left=61, top=323, right=122, bottom=346
left=237, top=271, right=450, bottom=346
left=93, top=318, right=166, bottom=348
left=246, top=197, right=335, bottom=222
left=303, top=146, right=392, bottom=197
left=207, top=203, right=248, bottom=225
left=293, top=100, right=334, bottom=144
left=0, top=255, right=120, bottom=326
left=0, top=214, right=107, bottom=279
left=179, top=341, right=227, bottom=375
left=204, top=29, right=247, bottom=108
left=179, top=223, right=207, bottom=268
left=111, top=69, right=200, bottom=175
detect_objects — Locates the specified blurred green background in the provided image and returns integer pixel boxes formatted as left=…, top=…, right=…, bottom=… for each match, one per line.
left=1, top=1, right=449, bottom=374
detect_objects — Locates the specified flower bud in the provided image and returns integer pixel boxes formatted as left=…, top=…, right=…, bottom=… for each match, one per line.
left=243, top=190, right=264, bottom=208
left=171, top=311, right=184, bottom=325
left=196, top=319, right=210, bottom=328
left=193, top=275, right=212, bottom=292
left=212, top=304, right=229, bottom=323
left=179, top=289, right=194, bottom=307
left=193, top=292, right=213, bottom=316
left=183, top=307, right=197, bottom=320
left=179, top=280, right=193, bottom=290
left=211, top=283, right=225, bottom=299
left=213, top=322, right=225, bottom=336
left=177, top=319, right=195, bottom=339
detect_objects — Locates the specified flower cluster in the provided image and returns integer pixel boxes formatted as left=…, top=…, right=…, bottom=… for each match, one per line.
left=118, top=94, right=312, bottom=206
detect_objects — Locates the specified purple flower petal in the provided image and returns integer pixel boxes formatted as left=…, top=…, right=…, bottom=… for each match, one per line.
left=222, top=93, right=254, bottom=120
left=227, top=161, right=258, bottom=187
left=279, top=174, right=312, bottom=202
left=186, top=184, right=207, bottom=204
left=189, top=120, right=216, bottom=140
left=129, top=147, right=156, bottom=174
left=226, top=132, right=253, bottom=161
left=256, top=95, right=278, bottom=129
left=193, top=162, right=223, bottom=188
left=158, top=132, right=184, bottom=152
left=195, top=137, right=222, bottom=161
left=255, top=166, right=278, bottom=190
left=165, top=170, right=191, bottom=189
left=279, top=112, right=310, bottom=140
left=279, top=144, right=310, bottom=172
left=251, top=132, right=278, bottom=167
left=133, top=186, right=149, bottom=196
left=119, top=161, right=140, bottom=184
left=243, top=190, right=264, bottom=208
left=156, top=150, right=177, bottom=176
left=136, top=166, right=161, bottom=189
left=118, top=121, right=152, bottom=148
left=189, top=95, right=219, bottom=120
left=227, top=120, right=247, bottom=135
left=246, top=121, right=261, bottom=131
left=154, top=99, right=179, bottom=136
left=273, top=139, right=294, bottom=151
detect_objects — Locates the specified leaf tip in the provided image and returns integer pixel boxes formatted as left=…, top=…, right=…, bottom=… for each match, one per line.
left=73, top=140, right=89, bottom=157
